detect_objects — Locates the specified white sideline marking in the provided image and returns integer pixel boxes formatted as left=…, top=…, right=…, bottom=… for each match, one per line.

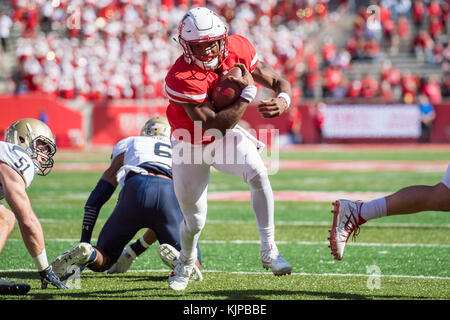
left=207, top=220, right=450, bottom=229
left=6, top=238, right=450, bottom=248
left=39, top=218, right=450, bottom=229
left=1, top=268, right=449, bottom=280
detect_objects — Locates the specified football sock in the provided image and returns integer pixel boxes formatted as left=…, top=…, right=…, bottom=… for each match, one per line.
left=360, top=197, right=387, bottom=222
left=179, top=220, right=201, bottom=264
left=86, top=250, right=97, bottom=265
left=248, top=174, right=275, bottom=250
left=129, top=237, right=150, bottom=257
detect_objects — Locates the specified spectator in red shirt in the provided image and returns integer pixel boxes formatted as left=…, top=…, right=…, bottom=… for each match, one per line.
left=315, top=1, right=328, bottom=21
left=428, top=0, right=443, bottom=19
left=364, top=36, right=381, bottom=60
left=429, top=16, right=444, bottom=41
left=381, top=60, right=402, bottom=87
left=322, top=64, right=342, bottom=98
left=412, top=0, right=427, bottom=27
left=421, top=75, right=442, bottom=104
left=413, top=30, right=435, bottom=63
left=360, top=74, right=379, bottom=98
left=397, top=14, right=410, bottom=40
left=402, top=70, right=420, bottom=102
left=347, top=79, right=362, bottom=98
left=286, top=106, right=303, bottom=145
left=380, top=81, right=394, bottom=102
left=345, top=35, right=358, bottom=60
left=304, top=70, right=321, bottom=99
left=322, top=38, right=337, bottom=66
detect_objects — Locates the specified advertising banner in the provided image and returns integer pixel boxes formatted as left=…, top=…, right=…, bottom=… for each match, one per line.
left=322, top=105, right=421, bottom=138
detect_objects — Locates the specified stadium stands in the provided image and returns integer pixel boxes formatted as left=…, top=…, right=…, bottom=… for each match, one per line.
left=0, top=0, right=448, bottom=104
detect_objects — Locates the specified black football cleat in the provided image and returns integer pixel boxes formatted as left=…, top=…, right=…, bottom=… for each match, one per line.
left=0, top=279, right=31, bottom=295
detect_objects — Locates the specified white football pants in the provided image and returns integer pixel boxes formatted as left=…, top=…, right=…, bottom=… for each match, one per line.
left=171, top=128, right=276, bottom=263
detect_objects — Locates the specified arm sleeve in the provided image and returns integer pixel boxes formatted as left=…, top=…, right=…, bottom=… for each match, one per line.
left=80, top=178, right=116, bottom=243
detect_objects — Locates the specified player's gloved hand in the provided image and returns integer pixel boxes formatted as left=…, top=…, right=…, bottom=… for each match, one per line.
left=39, top=265, right=70, bottom=289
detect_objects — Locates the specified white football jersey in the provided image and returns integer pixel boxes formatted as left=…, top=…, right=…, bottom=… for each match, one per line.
left=0, top=141, right=36, bottom=200
left=114, top=136, right=172, bottom=187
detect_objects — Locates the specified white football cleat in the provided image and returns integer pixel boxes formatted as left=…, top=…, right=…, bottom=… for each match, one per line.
left=107, top=247, right=137, bottom=274
left=158, top=244, right=203, bottom=282
left=328, top=200, right=363, bottom=260
left=168, top=256, right=194, bottom=291
left=261, top=246, right=292, bottom=276
left=51, top=242, right=94, bottom=279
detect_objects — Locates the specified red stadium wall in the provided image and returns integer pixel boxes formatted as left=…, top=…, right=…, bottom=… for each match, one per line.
left=91, top=100, right=167, bottom=146
left=0, top=94, right=84, bottom=148
left=1, top=94, right=449, bottom=147
left=431, top=104, right=450, bottom=143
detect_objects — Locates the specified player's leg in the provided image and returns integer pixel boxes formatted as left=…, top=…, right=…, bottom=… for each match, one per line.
left=0, top=204, right=16, bottom=254
left=360, top=164, right=450, bottom=221
left=107, top=228, right=157, bottom=274
left=151, top=178, right=202, bottom=281
left=170, top=141, right=210, bottom=289
left=51, top=175, right=145, bottom=276
left=212, top=129, right=292, bottom=275
left=329, top=165, right=450, bottom=260
left=385, top=183, right=450, bottom=216
left=91, top=175, right=152, bottom=272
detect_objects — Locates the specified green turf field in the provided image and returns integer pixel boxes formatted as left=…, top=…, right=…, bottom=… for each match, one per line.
left=1, top=145, right=449, bottom=301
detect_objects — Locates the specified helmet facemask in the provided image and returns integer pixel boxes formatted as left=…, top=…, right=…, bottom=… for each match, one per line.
left=179, top=35, right=228, bottom=71
left=5, top=119, right=57, bottom=176
left=178, top=7, right=229, bottom=71
left=29, top=136, right=57, bottom=176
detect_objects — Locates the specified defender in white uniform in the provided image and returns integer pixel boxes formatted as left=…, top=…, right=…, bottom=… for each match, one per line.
left=0, top=118, right=68, bottom=295
left=50, top=117, right=202, bottom=281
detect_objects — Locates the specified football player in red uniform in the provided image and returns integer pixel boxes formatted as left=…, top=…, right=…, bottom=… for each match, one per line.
left=165, top=7, right=293, bottom=290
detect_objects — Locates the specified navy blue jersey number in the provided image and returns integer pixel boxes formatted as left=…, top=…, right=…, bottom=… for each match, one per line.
left=12, top=145, right=32, bottom=175
left=154, top=142, right=171, bottom=158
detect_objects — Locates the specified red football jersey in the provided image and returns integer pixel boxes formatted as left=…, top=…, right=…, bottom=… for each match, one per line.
left=165, top=34, right=258, bottom=144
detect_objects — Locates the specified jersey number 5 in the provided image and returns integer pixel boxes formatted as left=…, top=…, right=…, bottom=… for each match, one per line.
left=14, top=157, right=31, bottom=175
left=12, top=145, right=31, bottom=175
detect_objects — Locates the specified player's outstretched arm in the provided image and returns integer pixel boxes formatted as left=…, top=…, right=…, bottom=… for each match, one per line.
left=0, top=162, right=46, bottom=261
left=80, top=153, right=123, bottom=243
left=252, top=61, right=292, bottom=118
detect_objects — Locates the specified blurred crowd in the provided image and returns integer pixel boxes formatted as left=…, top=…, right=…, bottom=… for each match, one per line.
left=0, top=0, right=448, bottom=104
left=303, top=0, right=450, bottom=104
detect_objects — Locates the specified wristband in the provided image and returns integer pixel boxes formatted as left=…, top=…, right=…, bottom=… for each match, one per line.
left=33, top=249, right=49, bottom=272
left=277, top=92, right=291, bottom=109
left=240, top=85, right=257, bottom=103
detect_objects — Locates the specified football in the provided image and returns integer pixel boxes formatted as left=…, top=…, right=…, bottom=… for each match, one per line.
left=212, top=66, right=243, bottom=110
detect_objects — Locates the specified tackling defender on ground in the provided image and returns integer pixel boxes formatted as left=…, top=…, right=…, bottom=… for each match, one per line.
left=50, top=117, right=202, bottom=282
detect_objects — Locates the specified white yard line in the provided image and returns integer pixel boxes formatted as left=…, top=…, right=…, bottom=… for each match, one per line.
left=6, top=238, right=449, bottom=248
left=1, top=268, right=448, bottom=280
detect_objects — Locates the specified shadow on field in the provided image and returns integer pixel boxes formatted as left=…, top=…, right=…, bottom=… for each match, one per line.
left=188, top=289, right=434, bottom=300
